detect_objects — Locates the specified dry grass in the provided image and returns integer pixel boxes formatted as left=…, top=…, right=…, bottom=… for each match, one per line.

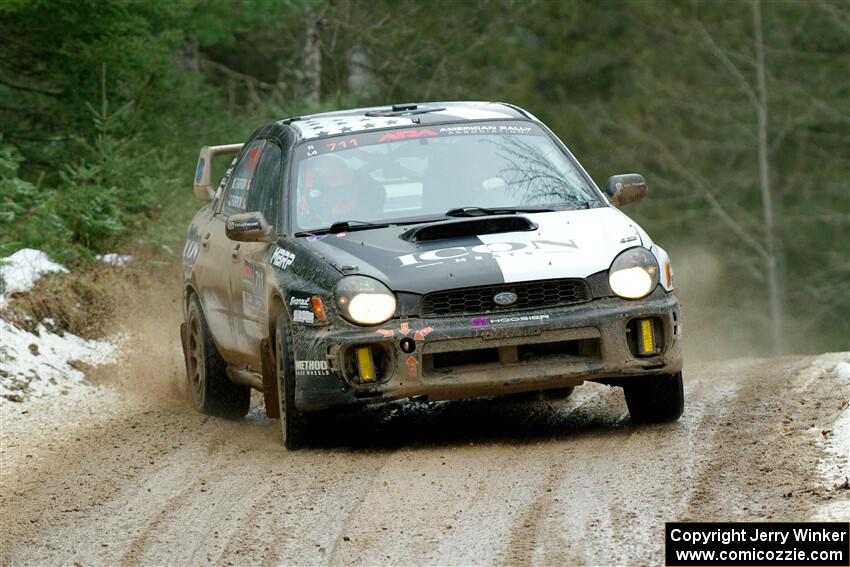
left=2, top=247, right=183, bottom=341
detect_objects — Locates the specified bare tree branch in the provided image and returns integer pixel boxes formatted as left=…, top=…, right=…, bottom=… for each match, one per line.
left=693, top=18, right=761, bottom=111
left=620, top=121, right=770, bottom=262
left=814, top=0, right=850, bottom=33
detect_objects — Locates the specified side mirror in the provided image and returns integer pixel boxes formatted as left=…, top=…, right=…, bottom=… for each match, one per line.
left=225, top=212, right=274, bottom=242
left=605, top=174, right=648, bottom=207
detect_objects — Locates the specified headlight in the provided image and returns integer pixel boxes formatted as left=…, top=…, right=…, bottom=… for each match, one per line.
left=335, top=276, right=397, bottom=325
left=608, top=247, right=659, bottom=299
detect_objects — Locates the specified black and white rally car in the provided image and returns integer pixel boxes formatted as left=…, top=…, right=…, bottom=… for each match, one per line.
left=181, top=101, right=684, bottom=449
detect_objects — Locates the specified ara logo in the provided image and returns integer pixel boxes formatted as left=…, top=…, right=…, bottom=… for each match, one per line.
left=378, top=129, right=438, bottom=143
left=397, top=240, right=578, bottom=267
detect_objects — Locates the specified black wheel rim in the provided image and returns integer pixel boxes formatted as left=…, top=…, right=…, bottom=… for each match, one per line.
left=187, top=313, right=205, bottom=405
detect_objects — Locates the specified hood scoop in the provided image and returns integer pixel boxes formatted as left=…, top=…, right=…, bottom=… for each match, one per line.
left=400, top=216, right=538, bottom=242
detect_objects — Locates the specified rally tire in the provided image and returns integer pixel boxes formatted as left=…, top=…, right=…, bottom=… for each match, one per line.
left=541, top=387, right=575, bottom=401
left=504, top=387, right=574, bottom=402
left=185, top=295, right=250, bottom=419
left=623, top=372, right=684, bottom=424
left=275, top=315, right=308, bottom=450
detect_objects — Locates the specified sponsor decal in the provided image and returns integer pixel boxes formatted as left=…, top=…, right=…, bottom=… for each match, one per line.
left=290, top=296, right=310, bottom=307
left=378, top=129, right=438, bottom=143
left=414, top=327, right=433, bottom=341
left=241, top=261, right=265, bottom=317
left=406, top=354, right=418, bottom=378
left=472, top=314, right=550, bottom=327
left=247, top=147, right=261, bottom=172
left=325, top=138, right=358, bottom=152
left=226, top=218, right=261, bottom=232
left=490, top=314, right=549, bottom=324
left=293, top=309, right=315, bottom=324
left=243, top=262, right=264, bottom=289
left=438, top=125, right=534, bottom=136
left=183, top=225, right=201, bottom=269
left=295, top=360, right=329, bottom=376
left=227, top=177, right=251, bottom=210
left=375, top=329, right=395, bottom=338
left=398, top=240, right=578, bottom=267
left=270, top=247, right=295, bottom=270
left=397, top=321, right=433, bottom=341
left=306, top=144, right=318, bottom=157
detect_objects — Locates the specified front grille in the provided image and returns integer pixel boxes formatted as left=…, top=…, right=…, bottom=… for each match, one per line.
left=420, top=278, right=592, bottom=317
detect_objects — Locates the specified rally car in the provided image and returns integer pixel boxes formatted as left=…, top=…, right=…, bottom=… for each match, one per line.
left=181, top=101, right=684, bottom=449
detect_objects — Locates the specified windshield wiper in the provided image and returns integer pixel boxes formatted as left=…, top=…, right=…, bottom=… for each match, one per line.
left=444, top=206, right=556, bottom=217
left=295, top=220, right=390, bottom=237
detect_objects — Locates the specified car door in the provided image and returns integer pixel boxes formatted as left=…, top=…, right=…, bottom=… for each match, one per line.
left=193, top=139, right=266, bottom=361
left=228, top=140, right=282, bottom=365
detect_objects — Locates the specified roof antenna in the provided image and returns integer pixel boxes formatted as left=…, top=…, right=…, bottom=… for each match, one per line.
left=392, top=103, right=417, bottom=112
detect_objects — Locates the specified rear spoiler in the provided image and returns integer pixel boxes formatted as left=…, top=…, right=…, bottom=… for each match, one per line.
left=193, top=143, right=244, bottom=200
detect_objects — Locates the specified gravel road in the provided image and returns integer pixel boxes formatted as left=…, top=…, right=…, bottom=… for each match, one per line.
left=1, top=340, right=848, bottom=565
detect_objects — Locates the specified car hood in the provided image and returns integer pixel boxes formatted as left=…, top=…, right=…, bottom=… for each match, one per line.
left=299, top=208, right=643, bottom=294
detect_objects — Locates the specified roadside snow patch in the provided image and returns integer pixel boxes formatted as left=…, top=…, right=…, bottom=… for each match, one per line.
left=836, top=361, right=850, bottom=382
left=96, top=253, right=134, bottom=267
left=0, top=318, right=120, bottom=403
left=0, top=249, right=67, bottom=308
left=810, top=355, right=850, bottom=517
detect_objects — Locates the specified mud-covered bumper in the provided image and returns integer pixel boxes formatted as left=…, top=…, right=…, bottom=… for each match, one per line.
left=291, top=288, right=683, bottom=412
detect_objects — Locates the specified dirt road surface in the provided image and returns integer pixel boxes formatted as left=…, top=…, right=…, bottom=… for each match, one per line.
left=2, top=333, right=848, bottom=565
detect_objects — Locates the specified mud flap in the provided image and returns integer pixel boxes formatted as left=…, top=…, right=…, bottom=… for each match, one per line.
left=260, top=338, right=280, bottom=418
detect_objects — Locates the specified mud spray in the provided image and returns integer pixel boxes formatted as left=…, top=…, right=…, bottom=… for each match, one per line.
left=94, top=260, right=187, bottom=406
left=671, top=244, right=770, bottom=361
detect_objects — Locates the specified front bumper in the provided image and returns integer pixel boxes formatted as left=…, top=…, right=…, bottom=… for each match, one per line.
left=291, top=288, right=682, bottom=412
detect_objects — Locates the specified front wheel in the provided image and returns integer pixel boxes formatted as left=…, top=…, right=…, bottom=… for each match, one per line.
left=540, top=387, right=574, bottom=401
left=623, top=372, right=684, bottom=424
left=275, top=315, right=308, bottom=450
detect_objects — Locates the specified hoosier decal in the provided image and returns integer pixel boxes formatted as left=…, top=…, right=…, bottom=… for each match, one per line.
left=472, top=314, right=550, bottom=327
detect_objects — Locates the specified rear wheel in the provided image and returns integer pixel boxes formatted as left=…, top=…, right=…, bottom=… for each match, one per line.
left=275, top=315, right=307, bottom=450
left=185, top=295, right=250, bottom=419
left=623, top=372, right=684, bottom=423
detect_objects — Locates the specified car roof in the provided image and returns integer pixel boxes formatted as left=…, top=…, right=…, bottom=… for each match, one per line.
left=281, top=101, right=535, bottom=142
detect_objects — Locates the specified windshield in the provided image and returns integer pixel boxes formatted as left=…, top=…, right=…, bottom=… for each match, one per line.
left=290, top=120, right=602, bottom=232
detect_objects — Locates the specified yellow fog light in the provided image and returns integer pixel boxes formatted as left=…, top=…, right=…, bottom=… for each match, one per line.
left=636, top=318, right=658, bottom=356
left=355, top=347, right=376, bottom=382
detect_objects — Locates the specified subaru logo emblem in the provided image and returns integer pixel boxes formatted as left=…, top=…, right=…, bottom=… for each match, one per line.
left=493, top=291, right=517, bottom=306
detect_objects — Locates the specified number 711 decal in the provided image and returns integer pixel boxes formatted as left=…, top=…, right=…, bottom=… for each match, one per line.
left=326, top=138, right=359, bottom=152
